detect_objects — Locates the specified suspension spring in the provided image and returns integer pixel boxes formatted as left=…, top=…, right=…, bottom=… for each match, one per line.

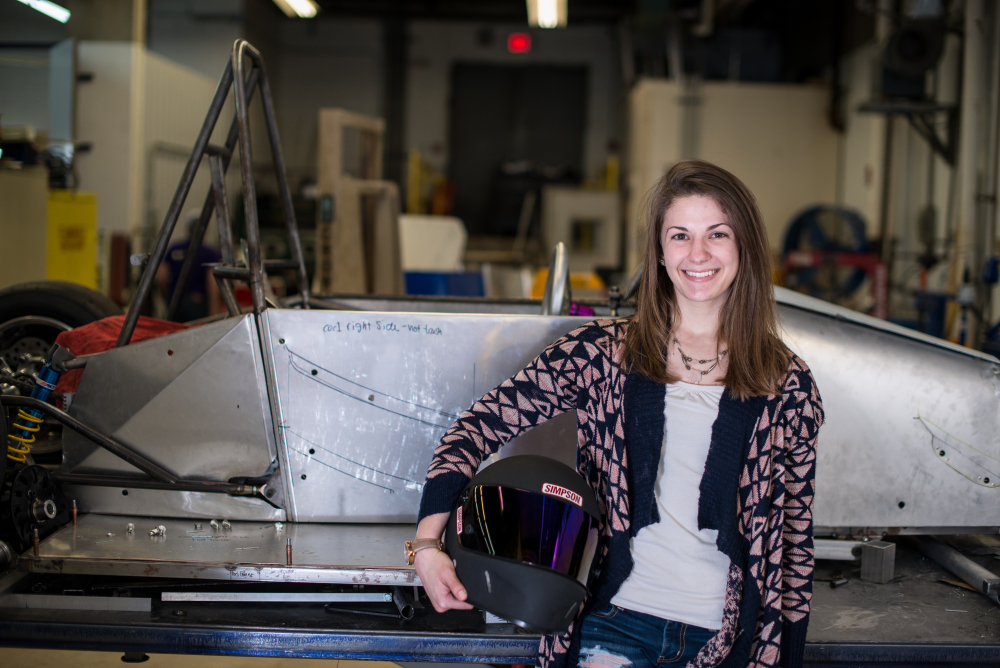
left=7, top=364, right=61, bottom=464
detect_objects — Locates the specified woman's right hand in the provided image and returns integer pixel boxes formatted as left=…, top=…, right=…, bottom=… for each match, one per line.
left=414, top=546, right=473, bottom=612
left=413, top=512, right=473, bottom=612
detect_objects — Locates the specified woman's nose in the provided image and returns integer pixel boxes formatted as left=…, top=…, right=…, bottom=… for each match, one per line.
left=689, top=237, right=711, bottom=262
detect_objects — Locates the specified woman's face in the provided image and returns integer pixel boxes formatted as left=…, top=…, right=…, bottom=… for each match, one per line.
left=659, top=195, right=739, bottom=312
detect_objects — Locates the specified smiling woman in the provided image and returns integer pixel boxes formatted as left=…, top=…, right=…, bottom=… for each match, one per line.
left=415, top=159, right=824, bottom=668
left=622, top=159, right=789, bottom=398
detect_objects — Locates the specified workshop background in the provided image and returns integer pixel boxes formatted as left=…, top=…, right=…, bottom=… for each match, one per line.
left=2, top=1, right=1000, bottom=666
left=3, top=0, right=996, bottom=348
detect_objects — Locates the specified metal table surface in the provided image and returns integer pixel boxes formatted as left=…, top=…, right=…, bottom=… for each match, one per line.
left=21, top=514, right=419, bottom=585
left=2, top=534, right=999, bottom=665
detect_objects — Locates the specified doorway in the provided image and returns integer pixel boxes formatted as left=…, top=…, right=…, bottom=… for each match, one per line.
left=448, top=63, right=588, bottom=237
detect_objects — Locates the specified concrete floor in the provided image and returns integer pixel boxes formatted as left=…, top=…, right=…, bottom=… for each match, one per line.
left=4, top=651, right=400, bottom=668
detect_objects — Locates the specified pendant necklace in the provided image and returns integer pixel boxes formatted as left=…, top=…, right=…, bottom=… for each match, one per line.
left=673, top=338, right=728, bottom=384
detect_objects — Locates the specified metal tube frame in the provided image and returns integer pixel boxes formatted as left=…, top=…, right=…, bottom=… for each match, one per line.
left=118, top=40, right=310, bottom=347
left=1, top=398, right=264, bottom=499
left=2, top=396, right=178, bottom=483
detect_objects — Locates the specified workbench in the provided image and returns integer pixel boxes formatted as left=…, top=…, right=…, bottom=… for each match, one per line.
left=1, top=530, right=998, bottom=666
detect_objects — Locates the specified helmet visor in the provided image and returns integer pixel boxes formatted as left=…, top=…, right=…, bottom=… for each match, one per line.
left=457, top=484, right=600, bottom=587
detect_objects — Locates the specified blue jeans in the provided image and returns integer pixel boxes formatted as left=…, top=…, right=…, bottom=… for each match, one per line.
left=578, top=604, right=716, bottom=668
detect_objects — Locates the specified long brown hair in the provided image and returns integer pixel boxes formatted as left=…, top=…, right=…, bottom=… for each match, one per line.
left=621, top=159, right=788, bottom=399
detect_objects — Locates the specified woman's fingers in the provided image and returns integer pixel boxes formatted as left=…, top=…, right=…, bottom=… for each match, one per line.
left=416, top=550, right=474, bottom=612
left=441, top=561, right=472, bottom=610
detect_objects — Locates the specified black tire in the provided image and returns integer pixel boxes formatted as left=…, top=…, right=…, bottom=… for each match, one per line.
left=0, top=281, right=122, bottom=329
left=0, top=281, right=123, bottom=369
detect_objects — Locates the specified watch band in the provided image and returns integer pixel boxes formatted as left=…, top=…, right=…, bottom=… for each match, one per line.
left=405, top=538, right=443, bottom=565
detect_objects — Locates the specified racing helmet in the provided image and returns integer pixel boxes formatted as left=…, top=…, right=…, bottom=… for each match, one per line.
left=444, top=454, right=601, bottom=633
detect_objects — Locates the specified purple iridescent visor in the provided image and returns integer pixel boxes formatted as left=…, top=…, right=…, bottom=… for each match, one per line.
left=457, top=484, right=601, bottom=587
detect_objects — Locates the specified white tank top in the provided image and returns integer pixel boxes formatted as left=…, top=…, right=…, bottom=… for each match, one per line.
left=610, top=381, right=730, bottom=630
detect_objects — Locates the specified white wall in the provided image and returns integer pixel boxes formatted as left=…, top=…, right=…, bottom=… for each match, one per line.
left=147, top=0, right=244, bottom=80
left=406, top=21, right=623, bottom=180
left=699, top=82, right=839, bottom=246
left=626, top=80, right=683, bottom=268
left=274, top=18, right=383, bottom=190
left=75, top=42, right=239, bottom=250
left=0, top=49, right=50, bottom=134
left=626, top=78, right=839, bottom=271
left=76, top=42, right=137, bottom=234
left=834, top=44, right=883, bottom=232
left=143, top=49, right=241, bottom=249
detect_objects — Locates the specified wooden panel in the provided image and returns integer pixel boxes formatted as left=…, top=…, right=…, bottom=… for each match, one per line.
left=331, top=180, right=367, bottom=293
left=315, top=108, right=398, bottom=295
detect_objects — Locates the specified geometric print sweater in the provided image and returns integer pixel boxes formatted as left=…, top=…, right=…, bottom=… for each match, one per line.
left=418, top=319, right=824, bottom=668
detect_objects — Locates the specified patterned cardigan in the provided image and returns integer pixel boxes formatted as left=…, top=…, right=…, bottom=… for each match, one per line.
left=418, top=319, right=824, bottom=668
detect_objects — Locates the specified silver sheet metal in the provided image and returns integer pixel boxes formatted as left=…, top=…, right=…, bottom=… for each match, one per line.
left=0, top=594, right=151, bottom=611
left=814, top=539, right=862, bottom=561
left=161, top=592, right=393, bottom=602
left=260, top=310, right=588, bottom=522
left=55, top=286, right=1000, bottom=533
left=779, top=298, right=1000, bottom=529
left=62, top=485, right=285, bottom=522
left=22, top=513, right=418, bottom=585
left=62, top=314, right=282, bottom=520
left=775, top=286, right=998, bottom=363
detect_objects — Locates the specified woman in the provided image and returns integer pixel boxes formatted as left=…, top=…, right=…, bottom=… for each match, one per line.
left=413, top=160, right=824, bottom=668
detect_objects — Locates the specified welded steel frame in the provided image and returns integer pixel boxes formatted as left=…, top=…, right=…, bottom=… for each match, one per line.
left=116, top=40, right=310, bottom=348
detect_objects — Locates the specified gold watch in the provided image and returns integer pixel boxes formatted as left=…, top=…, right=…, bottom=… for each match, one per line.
left=405, top=538, right=443, bottom=565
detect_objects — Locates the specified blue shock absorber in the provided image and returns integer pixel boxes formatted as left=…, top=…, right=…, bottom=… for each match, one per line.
left=7, top=364, right=62, bottom=464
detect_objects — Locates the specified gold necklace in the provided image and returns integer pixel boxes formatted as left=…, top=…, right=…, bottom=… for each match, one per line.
left=673, top=338, right=728, bottom=384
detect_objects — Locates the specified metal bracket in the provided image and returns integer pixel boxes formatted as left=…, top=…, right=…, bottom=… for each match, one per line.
left=858, top=101, right=958, bottom=166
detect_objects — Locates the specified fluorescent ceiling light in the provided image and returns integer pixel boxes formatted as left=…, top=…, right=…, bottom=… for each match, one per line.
left=527, top=0, right=567, bottom=29
left=17, top=0, right=71, bottom=23
left=272, top=0, right=319, bottom=18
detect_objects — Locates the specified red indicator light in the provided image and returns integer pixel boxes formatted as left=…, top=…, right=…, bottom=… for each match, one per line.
left=507, top=33, right=532, bottom=54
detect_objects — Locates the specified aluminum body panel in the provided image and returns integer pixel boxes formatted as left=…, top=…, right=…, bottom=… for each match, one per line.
left=23, top=514, right=418, bottom=585
left=261, top=310, right=589, bottom=522
left=780, top=304, right=1000, bottom=528
left=161, top=592, right=393, bottom=602
left=775, top=286, right=998, bottom=363
left=62, top=485, right=285, bottom=522
left=63, top=315, right=279, bottom=489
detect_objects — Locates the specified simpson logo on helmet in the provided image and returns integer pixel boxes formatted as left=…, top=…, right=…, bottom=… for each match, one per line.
left=541, top=483, right=583, bottom=507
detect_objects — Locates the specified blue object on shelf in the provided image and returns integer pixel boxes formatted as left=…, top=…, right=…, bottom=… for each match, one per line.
left=984, top=256, right=999, bottom=284
left=914, top=291, right=949, bottom=339
left=405, top=272, right=485, bottom=297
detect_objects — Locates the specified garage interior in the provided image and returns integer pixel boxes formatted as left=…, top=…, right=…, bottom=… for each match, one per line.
left=1, top=0, right=999, bottom=666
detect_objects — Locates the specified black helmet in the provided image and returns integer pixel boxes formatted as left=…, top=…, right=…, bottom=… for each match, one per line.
left=444, top=454, right=601, bottom=633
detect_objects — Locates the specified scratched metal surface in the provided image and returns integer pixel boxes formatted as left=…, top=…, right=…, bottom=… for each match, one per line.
left=261, top=309, right=589, bottom=522
left=779, top=305, right=1000, bottom=528
left=24, top=514, right=418, bottom=584
left=61, top=314, right=282, bottom=521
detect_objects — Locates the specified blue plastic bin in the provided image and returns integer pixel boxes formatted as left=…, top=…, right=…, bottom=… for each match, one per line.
left=405, top=272, right=485, bottom=297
